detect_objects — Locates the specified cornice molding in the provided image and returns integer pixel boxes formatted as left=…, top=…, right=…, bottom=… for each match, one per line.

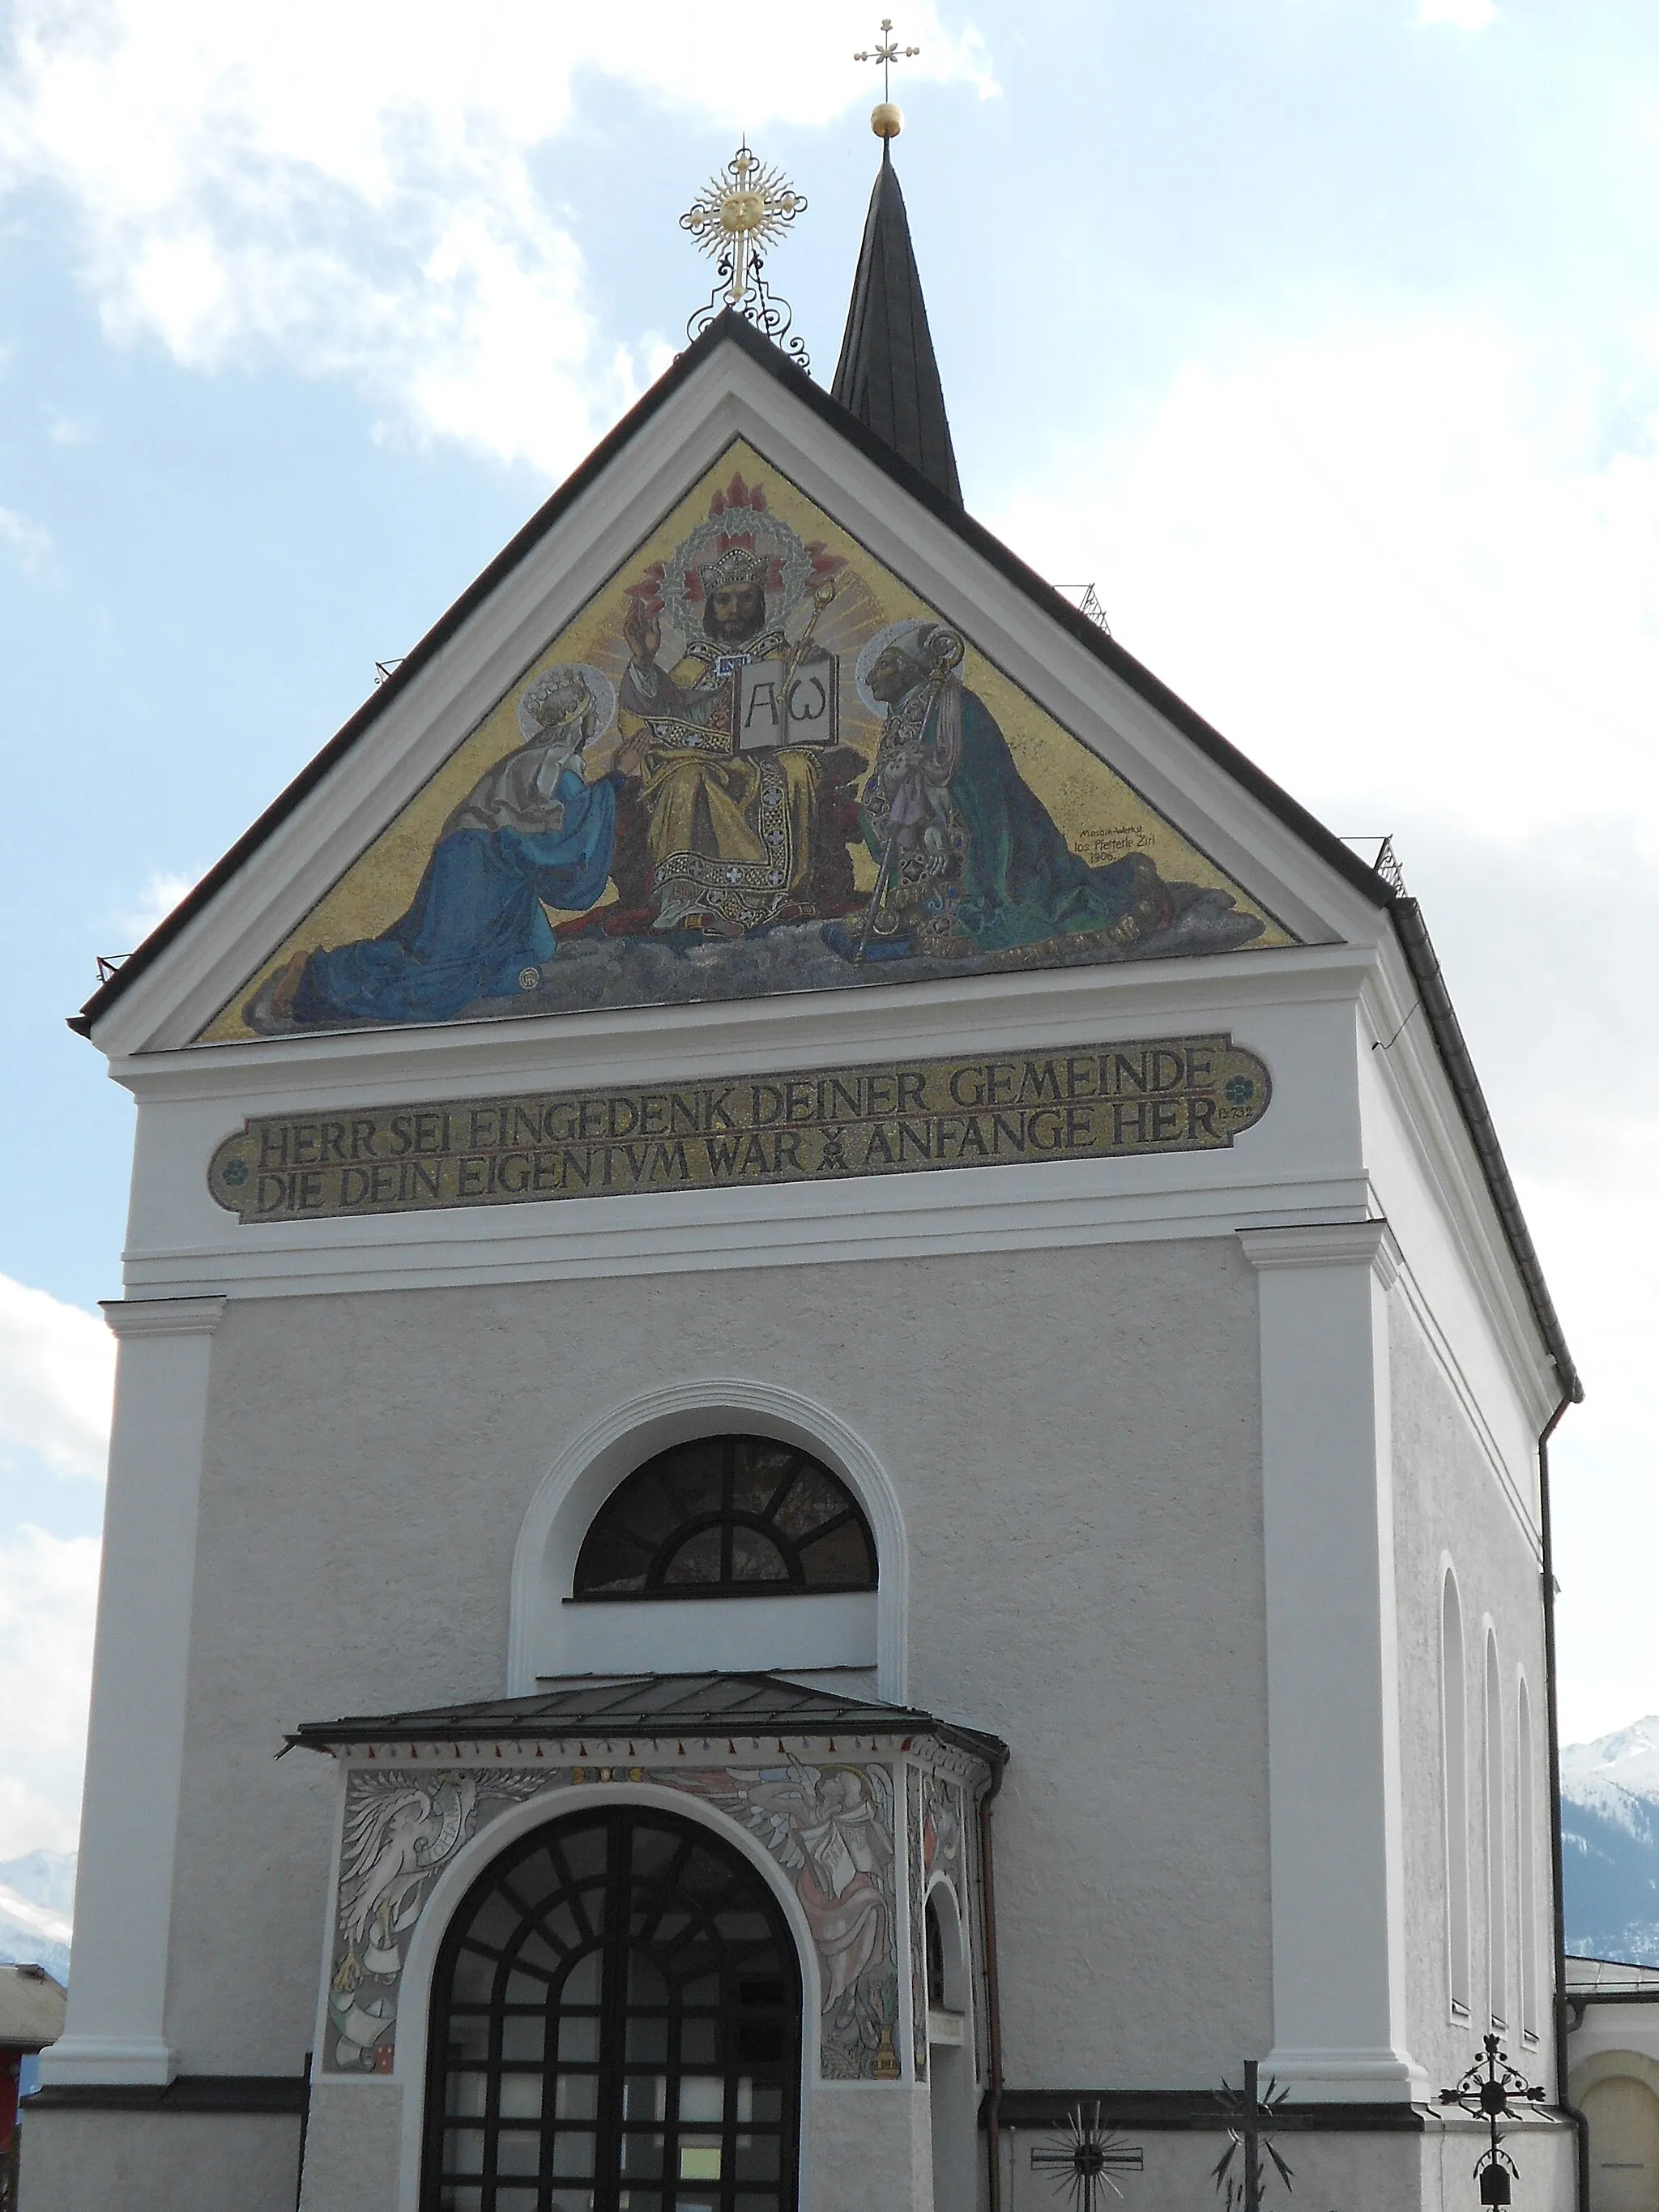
left=1237, top=1219, right=1402, bottom=1287
left=106, top=941, right=1373, bottom=1109
left=100, top=1295, right=228, bottom=1340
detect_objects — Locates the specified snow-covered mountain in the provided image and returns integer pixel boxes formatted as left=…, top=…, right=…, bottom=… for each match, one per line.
left=1561, top=1718, right=1659, bottom=1964
left=0, top=1849, right=75, bottom=1984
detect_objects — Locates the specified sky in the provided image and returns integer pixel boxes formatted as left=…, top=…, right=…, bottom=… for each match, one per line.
left=1, top=0, right=1657, bottom=1860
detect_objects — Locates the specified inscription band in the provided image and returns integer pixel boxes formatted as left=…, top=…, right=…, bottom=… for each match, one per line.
left=207, top=1035, right=1271, bottom=1223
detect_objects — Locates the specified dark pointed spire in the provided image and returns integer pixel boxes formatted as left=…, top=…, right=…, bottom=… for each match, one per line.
left=832, top=144, right=962, bottom=506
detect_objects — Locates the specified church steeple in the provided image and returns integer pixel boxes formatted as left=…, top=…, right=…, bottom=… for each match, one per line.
left=832, top=117, right=962, bottom=506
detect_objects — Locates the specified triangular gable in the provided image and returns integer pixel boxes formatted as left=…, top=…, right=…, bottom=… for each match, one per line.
left=199, top=437, right=1295, bottom=1044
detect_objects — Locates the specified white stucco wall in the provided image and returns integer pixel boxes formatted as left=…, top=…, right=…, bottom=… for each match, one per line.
left=1390, top=1293, right=1558, bottom=2104
left=19, top=2108, right=304, bottom=2212
left=157, top=1236, right=1272, bottom=2095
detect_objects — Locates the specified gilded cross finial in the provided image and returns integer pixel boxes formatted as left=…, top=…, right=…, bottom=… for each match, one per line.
left=854, top=17, right=919, bottom=139
left=680, top=140, right=809, bottom=368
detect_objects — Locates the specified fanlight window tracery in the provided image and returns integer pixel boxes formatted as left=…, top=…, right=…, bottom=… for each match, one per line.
left=573, top=1437, right=876, bottom=1601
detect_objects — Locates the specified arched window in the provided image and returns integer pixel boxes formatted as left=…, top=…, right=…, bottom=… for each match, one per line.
left=423, top=1804, right=802, bottom=2212
left=574, top=1436, right=877, bottom=1601
left=1518, top=1675, right=1538, bottom=2041
left=1442, top=1569, right=1471, bottom=2016
left=923, top=1887, right=964, bottom=2018
left=925, top=1894, right=946, bottom=2009
left=1486, top=1629, right=1508, bottom=2028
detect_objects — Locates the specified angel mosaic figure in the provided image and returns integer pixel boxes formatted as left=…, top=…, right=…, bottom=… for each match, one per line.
left=834, top=620, right=1177, bottom=963
left=672, top=1762, right=895, bottom=2038
left=326, top=1771, right=479, bottom=2069
left=248, top=663, right=638, bottom=1031
left=616, top=473, right=864, bottom=934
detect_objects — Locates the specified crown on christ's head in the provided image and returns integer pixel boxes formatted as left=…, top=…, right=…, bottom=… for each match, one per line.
left=695, top=540, right=773, bottom=592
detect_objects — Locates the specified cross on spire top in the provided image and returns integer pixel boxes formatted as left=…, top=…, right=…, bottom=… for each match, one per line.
left=854, top=17, right=920, bottom=139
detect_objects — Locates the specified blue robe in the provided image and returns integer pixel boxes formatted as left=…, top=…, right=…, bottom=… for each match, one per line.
left=293, top=767, right=617, bottom=1027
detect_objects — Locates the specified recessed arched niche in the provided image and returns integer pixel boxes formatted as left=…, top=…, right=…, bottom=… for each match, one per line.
left=510, top=1384, right=906, bottom=1697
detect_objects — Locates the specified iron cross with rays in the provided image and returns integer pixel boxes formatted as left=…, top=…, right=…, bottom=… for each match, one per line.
left=1213, top=2061, right=1293, bottom=2212
left=1030, top=2103, right=1145, bottom=2212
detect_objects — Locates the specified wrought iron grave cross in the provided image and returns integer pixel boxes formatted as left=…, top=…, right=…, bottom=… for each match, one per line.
left=1030, top=2102, right=1144, bottom=2211
left=1213, top=2060, right=1294, bottom=2212
left=1438, top=2033, right=1549, bottom=2207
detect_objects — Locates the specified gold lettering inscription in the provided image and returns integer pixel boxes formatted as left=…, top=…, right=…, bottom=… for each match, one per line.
left=207, top=1036, right=1271, bottom=1223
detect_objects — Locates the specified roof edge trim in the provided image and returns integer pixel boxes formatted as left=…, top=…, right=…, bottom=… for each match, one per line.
left=1390, top=895, right=1580, bottom=1402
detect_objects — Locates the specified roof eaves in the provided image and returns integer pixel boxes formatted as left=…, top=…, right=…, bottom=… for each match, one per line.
left=1389, top=898, right=1580, bottom=1403
left=286, top=1670, right=1009, bottom=1768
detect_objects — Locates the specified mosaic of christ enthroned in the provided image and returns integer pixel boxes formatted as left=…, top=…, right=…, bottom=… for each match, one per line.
left=211, top=442, right=1295, bottom=1043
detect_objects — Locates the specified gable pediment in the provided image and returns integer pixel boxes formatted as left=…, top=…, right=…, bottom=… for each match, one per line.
left=87, top=327, right=1382, bottom=1060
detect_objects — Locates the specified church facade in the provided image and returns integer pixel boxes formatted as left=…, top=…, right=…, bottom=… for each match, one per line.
left=23, top=146, right=1582, bottom=2212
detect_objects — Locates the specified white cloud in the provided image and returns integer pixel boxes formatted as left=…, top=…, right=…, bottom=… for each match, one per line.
left=992, top=318, right=1659, bottom=1741
left=0, top=1276, right=113, bottom=1482
left=0, top=503, right=53, bottom=572
left=1419, top=0, right=1499, bottom=25
left=0, top=1527, right=100, bottom=1858
left=0, top=0, right=995, bottom=476
left=117, top=866, right=200, bottom=947
left=987, top=305, right=1659, bottom=848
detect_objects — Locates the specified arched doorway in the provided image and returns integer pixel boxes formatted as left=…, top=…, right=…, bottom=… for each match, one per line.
left=422, top=1804, right=803, bottom=2212
left=1583, top=2069, right=1659, bottom=2212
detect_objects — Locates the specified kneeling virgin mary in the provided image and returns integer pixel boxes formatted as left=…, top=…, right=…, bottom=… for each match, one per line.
left=248, top=664, right=633, bottom=1031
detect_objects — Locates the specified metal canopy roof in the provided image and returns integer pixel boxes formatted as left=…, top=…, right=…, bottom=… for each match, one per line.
left=288, top=1669, right=1008, bottom=1766
left=1564, top=1954, right=1659, bottom=2000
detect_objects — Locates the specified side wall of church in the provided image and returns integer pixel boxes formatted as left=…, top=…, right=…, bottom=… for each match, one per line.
left=158, top=1235, right=1272, bottom=2094
left=1389, top=1292, right=1557, bottom=2105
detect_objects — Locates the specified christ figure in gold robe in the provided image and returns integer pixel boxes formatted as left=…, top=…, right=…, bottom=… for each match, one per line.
left=619, top=544, right=830, bottom=934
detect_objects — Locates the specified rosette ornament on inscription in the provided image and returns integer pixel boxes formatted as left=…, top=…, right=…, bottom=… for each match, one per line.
left=207, top=1036, right=1273, bottom=1223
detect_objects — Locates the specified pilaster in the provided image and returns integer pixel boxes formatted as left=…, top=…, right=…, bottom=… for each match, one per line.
left=39, top=1295, right=227, bottom=2087
left=1238, top=1223, right=1425, bottom=2102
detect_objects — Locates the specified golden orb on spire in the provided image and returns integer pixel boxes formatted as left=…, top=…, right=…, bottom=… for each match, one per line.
left=871, top=101, right=903, bottom=139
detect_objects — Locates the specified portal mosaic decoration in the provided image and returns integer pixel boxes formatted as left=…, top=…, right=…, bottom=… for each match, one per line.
left=206, top=443, right=1294, bottom=1043
left=327, top=1767, right=551, bottom=2073
left=669, top=1762, right=901, bottom=2082
left=324, top=1759, right=902, bottom=2082
left=207, top=1036, right=1272, bottom=1221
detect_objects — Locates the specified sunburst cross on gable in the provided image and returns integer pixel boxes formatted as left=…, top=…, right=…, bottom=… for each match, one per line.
left=681, top=140, right=809, bottom=368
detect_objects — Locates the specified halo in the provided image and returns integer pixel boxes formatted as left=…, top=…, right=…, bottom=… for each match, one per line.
left=658, top=509, right=814, bottom=648
left=516, top=662, right=616, bottom=746
left=854, top=620, right=963, bottom=715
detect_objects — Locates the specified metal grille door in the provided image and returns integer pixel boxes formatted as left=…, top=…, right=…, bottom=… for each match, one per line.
left=424, top=1806, right=801, bottom=2212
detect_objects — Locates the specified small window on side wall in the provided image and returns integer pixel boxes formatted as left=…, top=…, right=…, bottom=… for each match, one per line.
left=573, top=1434, right=878, bottom=1600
